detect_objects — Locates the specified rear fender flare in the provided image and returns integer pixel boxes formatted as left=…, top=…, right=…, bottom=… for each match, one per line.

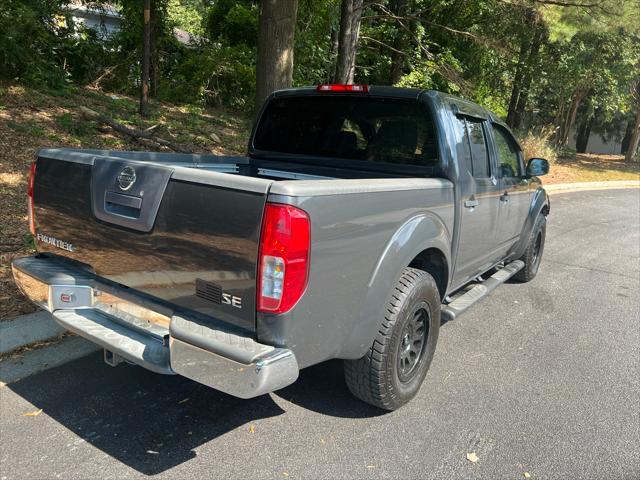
left=339, top=213, right=451, bottom=359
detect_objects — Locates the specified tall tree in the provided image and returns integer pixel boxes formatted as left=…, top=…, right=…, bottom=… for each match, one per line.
left=333, top=0, right=363, bottom=83
left=625, top=80, right=640, bottom=162
left=139, top=0, right=151, bottom=116
left=256, top=0, right=299, bottom=107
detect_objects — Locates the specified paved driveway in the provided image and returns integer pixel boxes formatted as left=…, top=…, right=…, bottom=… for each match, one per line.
left=1, top=188, right=639, bottom=479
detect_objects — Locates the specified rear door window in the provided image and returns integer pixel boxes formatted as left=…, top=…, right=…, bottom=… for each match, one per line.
left=454, top=116, right=491, bottom=178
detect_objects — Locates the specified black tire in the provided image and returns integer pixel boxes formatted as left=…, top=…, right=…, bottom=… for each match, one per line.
left=513, top=214, right=546, bottom=283
left=344, top=267, right=440, bottom=411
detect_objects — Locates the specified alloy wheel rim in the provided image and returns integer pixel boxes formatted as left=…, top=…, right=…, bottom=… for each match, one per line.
left=397, top=306, right=429, bottom=382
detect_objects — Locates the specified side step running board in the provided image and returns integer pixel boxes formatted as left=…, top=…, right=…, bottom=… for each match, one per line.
left=441, top=260, right=524, bottom=322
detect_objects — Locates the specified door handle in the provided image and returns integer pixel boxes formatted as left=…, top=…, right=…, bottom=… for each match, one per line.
left=500, top=192, right=509, bottom=203
left=464, top=199, right=479, bottom=208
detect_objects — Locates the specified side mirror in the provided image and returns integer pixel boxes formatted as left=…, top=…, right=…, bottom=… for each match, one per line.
left=526, top=157, right=549, bottom=177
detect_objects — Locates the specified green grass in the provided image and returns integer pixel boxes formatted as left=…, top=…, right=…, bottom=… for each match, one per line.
left=6, top=119, right=45, bottom=136
left=55, top=112, right=95, bottom=137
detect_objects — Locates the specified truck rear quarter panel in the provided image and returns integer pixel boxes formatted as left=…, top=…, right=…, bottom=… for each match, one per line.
left=258, top=179, right=455, bottom=368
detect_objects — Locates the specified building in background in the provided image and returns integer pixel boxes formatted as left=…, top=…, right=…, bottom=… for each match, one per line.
left=65, top=2, right=122, bottom=38
left=62, top=1, right=198, bottom=46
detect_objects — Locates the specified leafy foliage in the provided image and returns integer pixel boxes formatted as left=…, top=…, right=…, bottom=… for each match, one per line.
left=0, top=0, right=70, bottom=88
left=1, top=0, right=638, bottom=156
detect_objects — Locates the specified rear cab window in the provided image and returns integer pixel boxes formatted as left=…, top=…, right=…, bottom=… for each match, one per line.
left=252, top=95, right=440, bottom=171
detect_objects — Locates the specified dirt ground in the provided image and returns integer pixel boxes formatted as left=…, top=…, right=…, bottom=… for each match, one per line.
left=544, top=153, right=640, bottom=184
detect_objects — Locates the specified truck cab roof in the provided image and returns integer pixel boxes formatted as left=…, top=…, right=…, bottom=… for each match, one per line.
left=269, top=85, right=504, bottom=128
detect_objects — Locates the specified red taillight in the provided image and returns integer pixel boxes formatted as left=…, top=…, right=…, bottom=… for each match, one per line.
left=27, top=161, right=36, bottom=235
left=316, top=84, right=369, bottom=93
left=257, top=203, right=310, bottom=314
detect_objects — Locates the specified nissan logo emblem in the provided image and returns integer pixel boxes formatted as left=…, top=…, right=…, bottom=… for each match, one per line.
left=116, top=166, right=136, bottom=191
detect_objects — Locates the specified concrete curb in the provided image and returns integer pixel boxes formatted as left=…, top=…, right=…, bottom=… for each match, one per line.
left=0, top=309, right=101, bottom=385
left=545, top=180, right=640, bottom=194
left=0, top=311, right=66, bottom=355
left=0, top=335, right=100, bottom=386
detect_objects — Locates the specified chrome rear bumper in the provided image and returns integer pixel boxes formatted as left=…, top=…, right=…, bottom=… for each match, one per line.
left=11, top=256, right=298, bottom=398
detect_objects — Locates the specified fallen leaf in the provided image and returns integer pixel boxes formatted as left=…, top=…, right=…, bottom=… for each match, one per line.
left=466, top=452, right=479, bottom=463
left=523, top=473, right=531, bottom=479
left=248, top=425, right=255, bottom=433
left=146, top=450, right=159, bottom=455
left=22, top=409, right=43, bottom=417
left=178, top=398, right=189, bottom=404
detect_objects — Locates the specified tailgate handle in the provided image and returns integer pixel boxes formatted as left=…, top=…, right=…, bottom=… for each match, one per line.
left=105, top=191, right=142, bottom=218
left=105, top=191, right=142, bottom=209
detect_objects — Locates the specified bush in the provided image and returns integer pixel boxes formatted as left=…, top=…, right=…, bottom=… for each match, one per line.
left=205, top=0, right=258, bottom=48
left=0, top=0, right=67, bottom=88
left=58, top=27, right=111, bottom=85
left=0, top=1, right=113, bottom=88
left=518, top=127, right=559, bottom=164
left=159, top=44, right=255, bottom=108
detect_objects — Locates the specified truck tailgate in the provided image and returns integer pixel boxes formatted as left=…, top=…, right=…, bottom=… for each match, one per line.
left=32, top=152, right=273, bottom=332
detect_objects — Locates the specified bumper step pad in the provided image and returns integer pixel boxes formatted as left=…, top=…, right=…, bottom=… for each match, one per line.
left=54, top=309, right=171, bottom=374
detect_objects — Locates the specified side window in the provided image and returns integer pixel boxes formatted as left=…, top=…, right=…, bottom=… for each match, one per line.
left=492, top=124, right=522, bottom=178
left=454, top=117, right=473, bottom=174
left=466, top=119, right=490, bottom=178
left=454, top=116, right=491, bottom=178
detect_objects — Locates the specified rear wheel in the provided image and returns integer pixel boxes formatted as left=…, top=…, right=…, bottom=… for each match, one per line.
left=513, top=214, right=546, bottom=282
left=344, top=267, right=440, bottom=411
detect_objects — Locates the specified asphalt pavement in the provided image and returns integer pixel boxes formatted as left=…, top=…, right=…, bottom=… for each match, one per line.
left=1, top=188, right=639, bottom=479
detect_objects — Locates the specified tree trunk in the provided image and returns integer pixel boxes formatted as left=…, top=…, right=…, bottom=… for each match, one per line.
left=557, top=88, right=587, bottom=147
left=621, top=115, right=635, bottom=154
left=389, top=0, right=407, bottom=84
left=139, top=0, right=151, bottom=117
left=575, top=114, right=593, bottom=153
left=625, top=107, right=640, bottom=162
left=333, top=0, right=363, bottom=84
left=506, top=36, right=529, bottom=129
left=512, top=27, right=544, bottom=130
left=329, top=24, right=339, bottom=81
left=150, top=1, right=158, bottom=97
left=256, top=0, right=299, bottom=107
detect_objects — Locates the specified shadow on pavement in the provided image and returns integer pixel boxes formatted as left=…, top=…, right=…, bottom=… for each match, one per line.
left=274, top=359, right=386, bottom=419
left=7, top=353, right=383, bottom=475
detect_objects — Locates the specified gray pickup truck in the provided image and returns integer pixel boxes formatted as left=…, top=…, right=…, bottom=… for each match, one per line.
left=12, top=85, right=549, bottom=410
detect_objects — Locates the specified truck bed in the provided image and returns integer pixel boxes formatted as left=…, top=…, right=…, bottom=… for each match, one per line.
left=44, top=148, right=433, bottom=181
